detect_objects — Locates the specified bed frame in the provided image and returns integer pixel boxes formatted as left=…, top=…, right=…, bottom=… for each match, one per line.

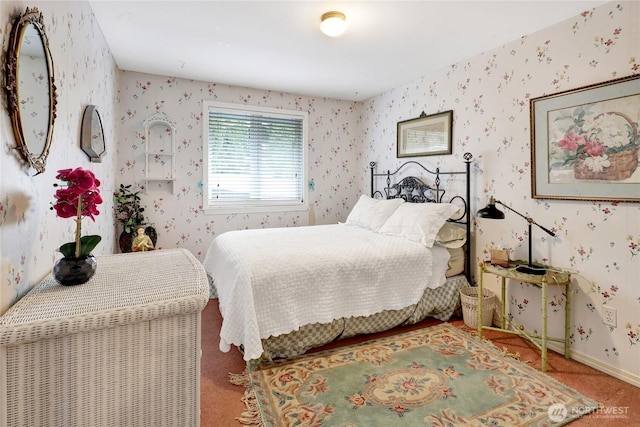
left=369, top=152, right=473, bottom=282
left=209, top=154, right=475, bottom=361
left=248, top=154, right=475, bottom=360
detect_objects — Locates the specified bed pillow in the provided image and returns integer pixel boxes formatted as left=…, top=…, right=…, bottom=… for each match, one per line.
left=378, top=202, right=460, bottom=247
left=345, top=195, right=404, bottom=231
left=435, top=222, right=467, bottom=248
left=446, top=246, right=465, bottom=277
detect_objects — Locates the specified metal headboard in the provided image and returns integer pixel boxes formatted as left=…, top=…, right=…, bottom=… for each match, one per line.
left=369, top=152, right=473, bottom=282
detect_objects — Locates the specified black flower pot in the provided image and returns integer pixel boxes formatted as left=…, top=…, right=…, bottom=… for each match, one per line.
left=53, top=255, right=97, bottom=286
left=119, top=231, right=133, bottom=253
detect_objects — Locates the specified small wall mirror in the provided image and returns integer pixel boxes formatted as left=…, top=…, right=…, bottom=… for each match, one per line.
left=81, top=105, right=106, bottom=162
left=4, top=7, right=57, bottom=175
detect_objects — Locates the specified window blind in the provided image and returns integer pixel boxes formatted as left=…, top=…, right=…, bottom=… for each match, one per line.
left=206, top=109, right=304, bottom=206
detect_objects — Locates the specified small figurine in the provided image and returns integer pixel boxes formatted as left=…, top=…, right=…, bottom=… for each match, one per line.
left=132, top=225, right=154, bottom=252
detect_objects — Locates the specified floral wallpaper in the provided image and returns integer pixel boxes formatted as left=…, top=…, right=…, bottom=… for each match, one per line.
left=115, top=73, right=362, bottom=260
left=361, top=2, right=640, bottom=384
left=0, top=1, right=118, bottom=312
left=1, top=0, right=638, bottom=386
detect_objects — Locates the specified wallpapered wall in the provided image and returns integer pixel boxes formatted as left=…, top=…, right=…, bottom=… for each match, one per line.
left=362, top=2, right=640, bottom=382
left=0, top=0, right=638, bottom=384
left=0, top=1, right=118, bottom=313
left=115, top=73, right=362, bottom=259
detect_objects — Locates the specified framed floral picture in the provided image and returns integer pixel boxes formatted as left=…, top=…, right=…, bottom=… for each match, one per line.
left=530, top=74, right=640, bottom=202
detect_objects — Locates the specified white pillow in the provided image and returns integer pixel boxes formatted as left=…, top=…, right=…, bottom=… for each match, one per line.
left=446, top=246, right=465, bottom=277
left=345, top=195, right=404, bottom=231
left=435, top=222, right=467, bottom=248
left=378, top=202, right=460, bottom=247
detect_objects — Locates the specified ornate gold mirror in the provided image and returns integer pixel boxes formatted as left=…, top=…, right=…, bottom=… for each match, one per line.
left=4, top=7, right=57, bottom=175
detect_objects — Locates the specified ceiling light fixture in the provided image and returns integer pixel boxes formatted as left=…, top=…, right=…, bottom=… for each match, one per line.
left=320, top=11, right=347, bottom=37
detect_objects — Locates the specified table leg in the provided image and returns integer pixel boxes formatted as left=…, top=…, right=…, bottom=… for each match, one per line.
left=500, top=276, right=506, bottom=329
left=565, top=275, right=571, bottom=358
left=542, top=277, right=548, bottom=372
left=478, top=265, right=483, bottom=339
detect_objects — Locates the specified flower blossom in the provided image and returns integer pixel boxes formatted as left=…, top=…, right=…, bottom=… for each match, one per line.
left=586, top=113, right=632, bottom=148
left=582, top=155, right=611, bottom=173
left=53, top=168, right=103, bottom=221
left=583, top=140, right=607, bottom=157
left=558, top=131, right=587, bottom=151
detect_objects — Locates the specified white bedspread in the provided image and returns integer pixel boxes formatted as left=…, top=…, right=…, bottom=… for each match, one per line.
left=203, top=223, right=449, bottom=361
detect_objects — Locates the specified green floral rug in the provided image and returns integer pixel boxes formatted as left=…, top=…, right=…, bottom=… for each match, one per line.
left=232, top=323, right=598, bottom=426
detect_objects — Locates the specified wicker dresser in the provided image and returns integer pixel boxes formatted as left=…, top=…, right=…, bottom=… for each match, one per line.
left=0, top=248, right=209, bottom=427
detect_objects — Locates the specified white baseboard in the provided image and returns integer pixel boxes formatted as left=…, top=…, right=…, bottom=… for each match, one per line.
left=547, top=342, right=640, bottom=388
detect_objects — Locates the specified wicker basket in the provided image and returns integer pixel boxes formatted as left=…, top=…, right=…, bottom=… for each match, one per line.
left=574, top=111, right=639, bottom=181
left=574, top=146, right=639, bottom=180
left=460, top=287, right=495, bottom=328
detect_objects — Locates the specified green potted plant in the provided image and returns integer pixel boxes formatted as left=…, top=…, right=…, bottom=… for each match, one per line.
left=113, top=184, right=156, bottom=252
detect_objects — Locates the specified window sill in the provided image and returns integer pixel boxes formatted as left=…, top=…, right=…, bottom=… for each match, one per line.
left=203, top=203, right=309, bottom=215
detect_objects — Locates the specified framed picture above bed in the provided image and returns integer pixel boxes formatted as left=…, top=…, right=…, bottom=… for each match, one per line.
left=530, top=74, right=640, bottom=202
left=397, top=110, right=453, bottom=158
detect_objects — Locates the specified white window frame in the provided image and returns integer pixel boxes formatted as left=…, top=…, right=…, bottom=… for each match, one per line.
left=202, top=101, right=309, bottom=214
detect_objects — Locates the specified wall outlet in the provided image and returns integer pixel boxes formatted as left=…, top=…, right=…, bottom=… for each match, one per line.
left=602, top=305, right=617, bottom=327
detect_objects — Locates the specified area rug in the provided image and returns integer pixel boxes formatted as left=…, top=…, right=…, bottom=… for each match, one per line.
left=231, top=323, right=598, bottom=426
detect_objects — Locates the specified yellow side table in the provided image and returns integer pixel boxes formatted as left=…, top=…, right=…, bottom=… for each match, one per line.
left=477, top=261, right=571, bottom=372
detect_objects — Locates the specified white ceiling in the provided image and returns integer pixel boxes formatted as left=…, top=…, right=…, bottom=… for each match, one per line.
left=89, top=1, right=609, bottom=102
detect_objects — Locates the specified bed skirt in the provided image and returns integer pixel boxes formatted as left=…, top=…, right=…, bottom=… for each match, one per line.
left=209, top=275, right=468, bottom=361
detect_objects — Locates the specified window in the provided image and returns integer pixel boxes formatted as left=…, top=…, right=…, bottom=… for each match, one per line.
left=203, top=101, right=308, bottom=213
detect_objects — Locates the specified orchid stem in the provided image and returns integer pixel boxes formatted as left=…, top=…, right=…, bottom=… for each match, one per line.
left=75, top=195, right=82, bottom=258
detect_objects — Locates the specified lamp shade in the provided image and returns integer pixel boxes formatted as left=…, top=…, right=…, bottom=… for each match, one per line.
left=476, top=197, right=505, bottom=219
left=320, top=11, right=347, bottom=37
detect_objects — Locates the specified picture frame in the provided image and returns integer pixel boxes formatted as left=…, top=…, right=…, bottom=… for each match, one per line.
left=397, top=110, right=453, bottom=158
left=530, top=74, right=640, bottom=202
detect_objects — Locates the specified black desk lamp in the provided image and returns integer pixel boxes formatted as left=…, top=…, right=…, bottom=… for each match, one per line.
left=477, top=196, right=555, bottom=275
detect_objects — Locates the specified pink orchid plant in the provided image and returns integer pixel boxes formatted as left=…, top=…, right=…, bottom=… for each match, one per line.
left=52, top=167, right=103, bottom=258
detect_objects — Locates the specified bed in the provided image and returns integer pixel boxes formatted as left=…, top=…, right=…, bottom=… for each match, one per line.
left=203, top=153, right=473, bottom=362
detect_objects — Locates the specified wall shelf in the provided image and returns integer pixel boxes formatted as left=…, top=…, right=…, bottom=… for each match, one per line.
left=143, top=112, right=176, bottom=193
